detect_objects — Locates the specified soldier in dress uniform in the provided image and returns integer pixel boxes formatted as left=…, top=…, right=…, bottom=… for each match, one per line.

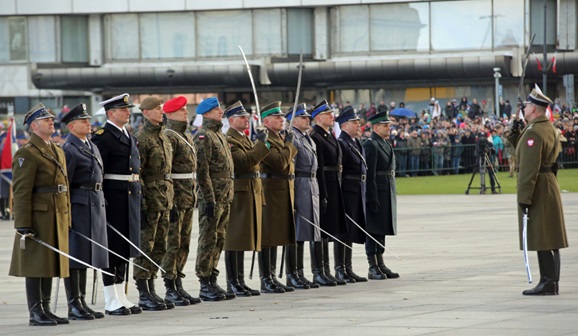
left=193, top=97, right=235, bottom=301
left=335, top=106, right=368, bottom=283
left=92, top=93, right=142, bottom=316
left=133, top=96, right=175, bottom=310
left=259, top=102, right=298, bottom=294
left=284, top=104, right=320, bottom=290
left=161, top=96, right=201, bottom=305
left=61, top=104, right=108, bottom=321
left=223, top=101, right=270, bottom=297
left=310, top=100, right=347, bottom=286
left=9, top=103, right=71, bottom=326
left=507, top=85, right=568, bottom=295
left=363, top=111, right=399, bottom=280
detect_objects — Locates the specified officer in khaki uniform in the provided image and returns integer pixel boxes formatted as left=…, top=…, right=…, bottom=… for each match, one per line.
left=134, top=96, right=175, bottom=310
left=194, top=97, right=234, bottom=302
left=161, top=96, right=200, bottom=305
left=9, top=103, right=71, bottom=326
left=507, top=86, right=568, bottom=296
left=223, top=101, right=270, bottom=297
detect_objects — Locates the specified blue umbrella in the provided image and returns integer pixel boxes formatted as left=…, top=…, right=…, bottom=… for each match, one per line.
left=390, top=108, right=417, bottom=118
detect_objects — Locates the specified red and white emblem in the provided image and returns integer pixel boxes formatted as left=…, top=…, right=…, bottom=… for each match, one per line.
left=527, top=139, right=534, bottom=147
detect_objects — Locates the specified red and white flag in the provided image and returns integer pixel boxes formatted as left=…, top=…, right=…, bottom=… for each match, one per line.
left=546, top=105, right=554, bottom=122
left=551, top=52, right=557, bottom=74
left=0, top=118, right=18, bottom=184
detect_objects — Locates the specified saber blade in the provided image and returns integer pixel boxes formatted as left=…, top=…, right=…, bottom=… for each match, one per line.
left=289, top=52, right=304, bottom=130
left=345, top=214, right=401, bottom=261
left=522, top=212, right=532, bottom=283
left=106, top=222, right=166, bottom=274
left=299, top=215, right=353, bottom=251
left=238, top=45, right=262, bottom=126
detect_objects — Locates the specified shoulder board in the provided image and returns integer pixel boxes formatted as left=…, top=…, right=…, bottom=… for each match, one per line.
left=527, top=124, right=534, bottom=130
left=367, top=138, right=373, bottom=141
left=310, top=131, right=317, bottom=136
left=24, top=143, right=31, bottom=148
left=63, top=142, right=71, bottom=148
left=94, top=129, right=105, bottom=136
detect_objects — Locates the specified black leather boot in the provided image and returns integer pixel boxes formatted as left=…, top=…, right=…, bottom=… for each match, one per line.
left=175, top=277, right=201, bottom=304
left=211, top=273, right=236, bottom=300
left=334, top=243, right=355, bottom=283
left=41, top=278, right=69, bottom=324
left=149, top=278, right=174, bottom=309
left=310, top=241, right=336, bottom=286
left=271, top=246, right=294, bottom=292
left=225, top=251, right=251, bottom=297
left=285, top=244, right=309, bottom=289
left=368, top=255, right=386, bottom=280
left=259, top=247, right=285, bottom=293
left=324, top=240, right=345, bottom=285
left=164, top=278, right=190, bottom=306
left=297, top=242, right=318, bottom=288
left=135, top=279, right=167, bottom=310
left=78, top=269, right=105, bottom=318
left=553, top=250, right=560, bottom=295
left=345, top=244, right=367, bottom=282
left=523, top=251, right=557, bottom=296
left=26, top=278, right=57, bottom=326
left=64, top=269, right=94, bottom=320
left=238, top=251, right=260, bottom=296
left=199, top=277, right=226, bottom=301
left=377, top=253, right=399, bottom=278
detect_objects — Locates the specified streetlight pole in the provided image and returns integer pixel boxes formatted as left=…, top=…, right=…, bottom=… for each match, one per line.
left=493, top=67, right=501, bottom=117
left=167, top=69, right=175, bottom=98
left=542, top=0, right=548, bottom=95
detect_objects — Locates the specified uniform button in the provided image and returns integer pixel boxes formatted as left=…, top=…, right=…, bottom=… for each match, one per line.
left=92, top=203, right=95, bottom=206
left=128, top=191, right=132, bottom=195
left=129, top=156, right=132, bottom=159
left=138, top=191, right=141, bottom=194
left=130, top=167, right=133, bottom=171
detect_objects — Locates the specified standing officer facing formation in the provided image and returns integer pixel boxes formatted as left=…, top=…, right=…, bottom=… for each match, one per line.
left=9, top=103, right=71, bottom=326
left=194, top=97, right=234, bottom=301
left=224, top=101, right=270, bottom=297
left=134, top=96, right=174, bottom=310
left=92, top=93, right=142, bottom=316
left=161, top=96, right=200, bottom=305
left=336, top=107, right=368, bottom=283
left=285, top=104, right=320, bottom=290
left=61, top=104, right=108, bottom=321
left=507, top=86, right=568, bottom=295
left=363, top=112, right=399, bottom=280
left=259, top=101, right=298, bottom=294
left=310, top=100, right=347, bottom=286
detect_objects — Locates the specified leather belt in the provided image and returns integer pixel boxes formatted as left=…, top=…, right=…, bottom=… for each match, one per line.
left=234, top=172, right=261, bottom=179
left=170, top=173, right=196, bottom=179
left=295, top=171, right=316, bottom=178
left=323, top=165, right=342, bottom=172
left=104, top=174, right=140, bottom=182
left=342, top=174, right=366, bottom=181
left=72, top=183, right=103, bottom=191
left=538, top=165, right=555, bottom=173
left=261, top=173, right=295, bottom=180
left=33, top=185, right=68, bottom=194
left=376, top=170, right=395, bottom=177
left=212, top=172, right=234, bottom=179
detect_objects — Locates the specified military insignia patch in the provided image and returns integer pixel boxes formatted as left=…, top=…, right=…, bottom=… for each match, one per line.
left=95, top=129, right=104, bottom=135
left=527, top=139, right=534, bottom=147
left=18, top=158, right=25, bottom=167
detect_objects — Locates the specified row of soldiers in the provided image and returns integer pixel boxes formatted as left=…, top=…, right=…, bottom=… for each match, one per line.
left=8, top=93, right=399, bottom=327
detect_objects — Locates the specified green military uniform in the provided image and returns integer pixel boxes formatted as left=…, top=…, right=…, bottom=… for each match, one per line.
left=134, top=118, right=174, bottom=280
left=194, top=117, right=234, bottom=279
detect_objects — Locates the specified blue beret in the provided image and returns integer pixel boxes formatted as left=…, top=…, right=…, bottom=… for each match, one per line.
left=196, top=97, right=220, bottom=115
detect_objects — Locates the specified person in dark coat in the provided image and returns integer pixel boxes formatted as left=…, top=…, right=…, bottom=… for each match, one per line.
left=336, top=107, right=368, bottom=283
left=9, top=103, right=71, bottom=326
left=285, top=104, right=320, bottom=290
left=92, top=93, right=142, bottom=316
left=61, top=104, right=108, bottom=321
left=310, top=100, right=347, bottom=286
left=363, top=111, right=399, bottom=280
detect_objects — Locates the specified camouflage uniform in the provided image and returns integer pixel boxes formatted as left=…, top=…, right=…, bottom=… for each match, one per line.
left=161, top=119, right=197, bottom=280
left=134, top=118, right=174, bottom=280
left=194, top=118, right=234, bottom=278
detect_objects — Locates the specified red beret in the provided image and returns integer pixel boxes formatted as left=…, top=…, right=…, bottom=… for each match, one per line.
left=163, top=96, right=187, bottom=113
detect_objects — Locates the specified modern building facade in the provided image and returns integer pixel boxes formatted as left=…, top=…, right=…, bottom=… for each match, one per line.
left=0, top=0, right=577, bottom=121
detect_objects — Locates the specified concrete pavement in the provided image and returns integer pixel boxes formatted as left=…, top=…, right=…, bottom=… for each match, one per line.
left=0, top=193, right=576, bottom=335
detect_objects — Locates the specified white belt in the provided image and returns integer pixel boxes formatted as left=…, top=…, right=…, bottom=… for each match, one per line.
left=170, top=173, right=196, bottom=179
left=104, top=174, right=140, bottom=182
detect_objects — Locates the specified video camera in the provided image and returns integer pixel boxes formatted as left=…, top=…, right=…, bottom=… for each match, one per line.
left=474, top=133, right=495, bottom=158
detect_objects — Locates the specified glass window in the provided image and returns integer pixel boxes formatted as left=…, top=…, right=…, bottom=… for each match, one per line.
left=5, top=17, right=28, bottom=61
left=197, top=10, right=252, bottom=57
left=0, top=18, right=11, bottom=62
left=287, top=8, right=313, bottom=55
left=28, top=16, right=57, bottom=63
left=494, top=0, right=524, bottom=48
left=337, top=5, right=369, bottom=53
left=530, top=0, right=556, bottom=46
left=140, top=13, right=195, bottom=60
left=369, top=3, right=429, bottom=52
left=106, top=14, right=139, bottom=60
left=61, top=16, right=89, bottom=63
left=431, top=0, right=492, bottom=51
left=254, top=9, right=283, bottom=56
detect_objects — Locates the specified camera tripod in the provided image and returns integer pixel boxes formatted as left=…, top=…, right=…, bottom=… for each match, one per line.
left=465, top=153, right=502, bottom=195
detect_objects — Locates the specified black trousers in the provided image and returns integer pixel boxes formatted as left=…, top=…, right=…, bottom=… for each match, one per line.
left=365, top=233, right=385, bottom=256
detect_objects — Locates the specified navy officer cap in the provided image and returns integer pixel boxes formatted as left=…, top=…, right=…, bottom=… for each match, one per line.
left=24, top=103, right=55, bottom=126
left=61, top=103, right=91, bottom=125
left=285, top=103, right=311, bottom=121
left=335, top=106, right=359, bottom=125
left=225, top=101, right=250, bottom=118
left=99, top=93, right=135, bottom=111
left=311, top=100, right=333, bottom=119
